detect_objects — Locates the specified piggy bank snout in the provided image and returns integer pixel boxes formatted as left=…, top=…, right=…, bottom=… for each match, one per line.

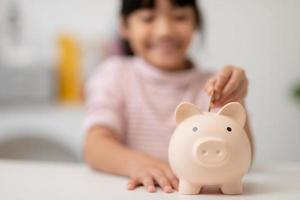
left=193, top=138, right=230, bottom=167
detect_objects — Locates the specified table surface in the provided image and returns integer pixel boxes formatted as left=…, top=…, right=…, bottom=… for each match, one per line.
left=1, top=159, right=300, bottom=200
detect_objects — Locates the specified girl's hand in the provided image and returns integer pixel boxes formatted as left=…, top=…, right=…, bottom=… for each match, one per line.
left=127, top=154, right=178, bottom=193
left=204, top=65, right=248, bottom=108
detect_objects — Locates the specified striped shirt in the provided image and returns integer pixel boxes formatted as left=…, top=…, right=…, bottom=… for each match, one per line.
left=83, top=56, right=213, bottom=161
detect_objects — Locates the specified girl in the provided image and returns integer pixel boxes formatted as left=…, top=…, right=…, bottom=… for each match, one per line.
left=83, top=0, right=253, bottom=194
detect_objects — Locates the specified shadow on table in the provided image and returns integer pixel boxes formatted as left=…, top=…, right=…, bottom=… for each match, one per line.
left=0, top=133, right=78, bottom=162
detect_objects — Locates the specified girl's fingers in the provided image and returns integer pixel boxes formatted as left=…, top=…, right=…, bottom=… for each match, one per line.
left=204, top=78, right=216, bottom=95
left=205, top=66, right=234, bottom=102
left=151, top=170, right=173, bottom=193
left=204, top=78, right=222, bottom=102
left=127, top=177, right=140, bottom=190
left=164, top=169, right=179, bottom=191
left=215, top=79, right=247, bottom=107
left=171, top=178, right=179, bottom=191
left=214, top=67, right=233, bottom=94
left=222, top=69, right=245, bottom=97
left=141, top=175, right=156, bottom=193
left=218, top=91, right=243, bottom=107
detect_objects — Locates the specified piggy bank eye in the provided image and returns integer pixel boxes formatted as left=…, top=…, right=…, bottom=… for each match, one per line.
left=192, top=127, right=198, bottom=132
left=226, top=127, right=232, bottom=132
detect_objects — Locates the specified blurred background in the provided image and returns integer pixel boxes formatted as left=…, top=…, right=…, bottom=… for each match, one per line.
left=0, top=0, right=299, bottom=164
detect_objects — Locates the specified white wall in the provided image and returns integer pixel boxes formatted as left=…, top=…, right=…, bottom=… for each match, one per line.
left=5, top=0, right=300, bottom=162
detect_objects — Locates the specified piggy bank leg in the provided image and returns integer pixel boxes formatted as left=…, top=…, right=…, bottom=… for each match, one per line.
left=178, top=180, right=201, bottom=194
left=220, top=180, right=243, bottom=195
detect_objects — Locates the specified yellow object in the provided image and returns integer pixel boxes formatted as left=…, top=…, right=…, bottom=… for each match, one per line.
left=57, top=34, right=82, bottom=103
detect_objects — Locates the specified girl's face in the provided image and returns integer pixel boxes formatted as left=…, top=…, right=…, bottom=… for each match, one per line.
left=121, top=0, right=197, bottom=71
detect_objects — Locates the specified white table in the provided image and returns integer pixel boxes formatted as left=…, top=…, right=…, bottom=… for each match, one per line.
left=0, top=159, right=299, bottom=200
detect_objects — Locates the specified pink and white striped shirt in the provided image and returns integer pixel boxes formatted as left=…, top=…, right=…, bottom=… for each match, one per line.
left=83, top=56, right=213, bottom=161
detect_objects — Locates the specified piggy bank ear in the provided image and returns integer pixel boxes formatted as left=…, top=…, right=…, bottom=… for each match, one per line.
left=175, top=102, right=202, bottom=124
left=217, top=102, right=246, bottom=127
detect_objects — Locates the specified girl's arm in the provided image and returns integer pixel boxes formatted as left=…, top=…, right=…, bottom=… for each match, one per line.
left=84, top=125, right=133, bottom=176
left=84, top=125, right=178, bottom=193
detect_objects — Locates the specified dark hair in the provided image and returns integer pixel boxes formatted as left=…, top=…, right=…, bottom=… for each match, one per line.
left=119, top=0, right=204, bottom=56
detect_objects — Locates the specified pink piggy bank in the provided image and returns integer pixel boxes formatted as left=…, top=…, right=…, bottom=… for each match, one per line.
left=168, top=102, right=252, bottom=195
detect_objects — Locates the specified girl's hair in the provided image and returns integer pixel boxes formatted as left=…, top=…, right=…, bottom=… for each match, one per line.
left=119, top=0, right=204, bottom=56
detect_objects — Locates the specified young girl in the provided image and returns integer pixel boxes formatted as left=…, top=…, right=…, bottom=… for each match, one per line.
left=83, top=0, right=253, bottom=193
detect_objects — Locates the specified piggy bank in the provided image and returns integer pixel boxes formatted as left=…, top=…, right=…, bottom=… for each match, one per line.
left=168, top=102, right=252, bottom=195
